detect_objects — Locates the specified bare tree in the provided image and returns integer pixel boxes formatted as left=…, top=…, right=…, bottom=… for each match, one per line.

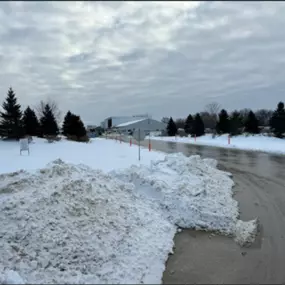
left=175, top=118, right=186, bottom=129
left=204, top=102, right=221, bottom=131
left=35, top=98, right=61, bottom=123
left=255, top=109, right=274, bottom=126
left=205, top=102, right=221, bottom=116
left=161, top=117, right=170, bottom=124
left=239, top=108, right=251, bottom=124
left=200, top=111, right=216, bottom=130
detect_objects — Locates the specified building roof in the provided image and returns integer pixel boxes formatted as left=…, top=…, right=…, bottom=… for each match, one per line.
left=116, top=118, right=146, bottom=128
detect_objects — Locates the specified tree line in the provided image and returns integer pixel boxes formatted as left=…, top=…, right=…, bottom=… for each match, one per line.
left=0, top=87, right=88, bottom=141
left=165, top=101, right=285, bottom=139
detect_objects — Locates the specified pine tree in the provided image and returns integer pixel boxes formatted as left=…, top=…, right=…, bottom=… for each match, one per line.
left=0, top=87, right=23, bottom=139
left=22, top=106, right=40, bottom=136
left=69, top=115, right=87, bottom=138
left=40, top=104, right=59, bottom=136
left=62, top=111, right=73, bottom=136
left=244, top=110, right=260, bottom=134
left=166, top=117, right=177, bottom=136
left=184, top=114, right=194, bottom=134
left=270, top=102, right=285, bottom=138
left=229, top=111, right=243, bottom=136
left=62, top=111, right=87, bottom=140
left=192, top=113, right=205, bottom=137
left=216, top=109, right=230, bottom=134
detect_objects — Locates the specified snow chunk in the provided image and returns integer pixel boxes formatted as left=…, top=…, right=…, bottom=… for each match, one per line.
left=234, top=219, right=259, bottom=247
left=0, top=269, right=25, bottom=284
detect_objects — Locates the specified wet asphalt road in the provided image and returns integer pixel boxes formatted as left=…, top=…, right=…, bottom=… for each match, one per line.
left=138, top=139, right=285, bottom=284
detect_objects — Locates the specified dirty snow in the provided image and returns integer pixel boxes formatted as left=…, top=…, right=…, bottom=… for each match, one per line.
left=147, top=134, right=285, bottom=155
left=0, top=137, right=258, bottom=284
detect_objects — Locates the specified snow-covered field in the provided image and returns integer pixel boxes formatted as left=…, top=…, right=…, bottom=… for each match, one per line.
left=0, top=138, right=257, bottom=284
left=147, top=134, right=285, bottom=155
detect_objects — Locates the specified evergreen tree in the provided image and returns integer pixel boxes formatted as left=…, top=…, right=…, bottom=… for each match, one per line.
left=184, top=114, right=194, bottom=134
left=229, top=111, right=243, bottom=136
left=62, top=111, right=73, bottom=136
left=192, top=113, right=205, bottom=137
left=216, top=109, right=230, bottom=134
left=40, top=104, right=59, bottom=136
left=244, top=110, right=260, bottom=134
left=270, top=102, right=285, bottom=138
left=22, top=106, right=40, bottom=136
left=62, top=111, right=87, bottom=140
left=166, top=117, right=177, bottom=136
left=69, top=115, right=87, bottom=138
left=0, top=87, right=23, bottom=139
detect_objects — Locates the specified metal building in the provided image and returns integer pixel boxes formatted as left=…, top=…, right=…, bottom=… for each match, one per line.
left=114, top=118, right=166, bottom=135
left=100, top=114, right=151, bottom=129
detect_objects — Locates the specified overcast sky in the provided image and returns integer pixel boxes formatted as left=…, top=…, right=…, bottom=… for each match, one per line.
left=0, top=1, right=285, bottom=125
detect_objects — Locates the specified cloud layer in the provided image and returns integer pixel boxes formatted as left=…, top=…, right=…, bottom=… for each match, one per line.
left=0, top=1, right=285, bottom=124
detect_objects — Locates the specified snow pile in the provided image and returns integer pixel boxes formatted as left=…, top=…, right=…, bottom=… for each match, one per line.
left=0, top=154, right=258, bottom=284
left=112, top=153, right=258, bottom=239
left=0, top=159, right=175, bottom=284
left=147, top=134, right=285, bottom=155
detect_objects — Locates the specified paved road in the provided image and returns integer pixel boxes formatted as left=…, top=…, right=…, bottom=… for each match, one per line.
left=136, top=139, right=285, bottom=284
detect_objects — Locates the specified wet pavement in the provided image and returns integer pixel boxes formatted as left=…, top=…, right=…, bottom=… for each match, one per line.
left=139, top=139, right=285, bottom=284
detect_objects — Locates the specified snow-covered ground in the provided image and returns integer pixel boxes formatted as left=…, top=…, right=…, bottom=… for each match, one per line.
left=0, top=138, right=257, bottom=284
left=147, top=134, right=285, bottom=155
left=0, top=138, right=165, bottom=174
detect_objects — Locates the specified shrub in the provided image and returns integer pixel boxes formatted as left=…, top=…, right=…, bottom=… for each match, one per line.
left=67, top=135, right=90, bottom=143
left=45, top=135, right=61, bottom=143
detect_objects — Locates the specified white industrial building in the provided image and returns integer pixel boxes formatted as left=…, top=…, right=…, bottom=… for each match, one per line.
left=114, top=118, right=166, bottom=135
left=100, top=114, right=151, bottom=129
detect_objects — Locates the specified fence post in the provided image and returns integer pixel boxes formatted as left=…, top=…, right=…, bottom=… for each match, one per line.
left=228, top=135, right=231, bottom=145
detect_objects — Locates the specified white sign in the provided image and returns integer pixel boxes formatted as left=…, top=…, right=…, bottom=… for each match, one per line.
left=20, top=138, right=29, bottom=155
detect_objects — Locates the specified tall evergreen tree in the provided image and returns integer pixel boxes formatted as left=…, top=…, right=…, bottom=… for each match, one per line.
left=40, top=104, right=59, bottom=136
left=22, top=106, right=40, bottom=136
left=184, top=114, right=194, bottom=134
left=166, top=117, right=177, bottom=136
left=0, top=87, right=23, bottom=139
left=244, top=110, right=260, bottom=134
left=229, top=111, right=243, bottom=136
left=62, top=111, right=73, bottom=136
left=192, top=113, right=205, bottom=137
left=270, top=102, right=285, bottom=138
left=69, top=115, right=87, bottom=138
left=216, top=109, right=230, bottom=134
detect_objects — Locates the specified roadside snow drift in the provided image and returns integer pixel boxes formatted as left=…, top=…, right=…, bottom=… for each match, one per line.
left=0, top=154, right=257, bottom=284
left=147, top=134, right=285, bottom=155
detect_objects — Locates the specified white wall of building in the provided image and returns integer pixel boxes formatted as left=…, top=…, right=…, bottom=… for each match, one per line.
left=101, top=114, right=151, bottom=129
left=116, top=118, right=166, bottom=134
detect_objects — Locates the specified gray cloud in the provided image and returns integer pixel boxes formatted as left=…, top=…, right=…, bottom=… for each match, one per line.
left=0, top=1, right=285, bottom=125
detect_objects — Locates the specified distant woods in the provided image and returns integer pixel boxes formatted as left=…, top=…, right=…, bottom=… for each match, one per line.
left=0, top=87, right=88, bottom=142
left=164, top=101, right=285, bottom=138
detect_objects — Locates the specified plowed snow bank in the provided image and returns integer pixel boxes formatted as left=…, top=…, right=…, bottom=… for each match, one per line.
left=0, top=153, right=257, bottom=284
